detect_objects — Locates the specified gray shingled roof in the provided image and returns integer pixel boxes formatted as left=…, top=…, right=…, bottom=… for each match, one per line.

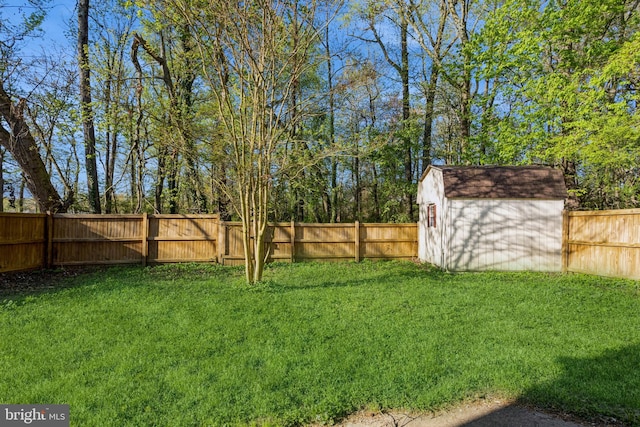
left=430, top=166, right=567, bottom=199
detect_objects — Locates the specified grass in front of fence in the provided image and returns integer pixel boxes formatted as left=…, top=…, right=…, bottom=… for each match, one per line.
left=1, top=262, right=639, bottom=426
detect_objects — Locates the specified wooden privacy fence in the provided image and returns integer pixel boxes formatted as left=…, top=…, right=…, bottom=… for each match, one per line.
left=51, top=214, right=221, bottom=266
left=5, top=210, right=640, bottom=279
left=221, top=222, right=417, bottom=265
left=563, top=209, right=640, bottom=280
left=0, top=213, right=417, bottom=273
left=0, top=213, right=48, bottom=273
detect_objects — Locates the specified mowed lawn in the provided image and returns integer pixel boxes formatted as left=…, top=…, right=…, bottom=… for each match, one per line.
left=1, top=262, right=639, bottom=426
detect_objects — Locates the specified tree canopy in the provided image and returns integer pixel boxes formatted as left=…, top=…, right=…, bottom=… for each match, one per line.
left=1, top=0, right=639, bottom=221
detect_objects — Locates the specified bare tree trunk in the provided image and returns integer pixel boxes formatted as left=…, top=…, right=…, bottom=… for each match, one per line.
left=78, top=0, right=101, bottom=213
left=0, top=148, right=4, bottom=212
left=130, top=156, right=136, bottom=210
left=18, top=175, right=24, bottom=212
left=325, top=24, right=338, bottom=223
left=177, top=27, right=208, bottom=212
left=132, top=31, right=207, bottom=213
left=216, top=162, right=232, bottom=221
left=372, top=164, right=380, bottom=222
left=104, top=48, right=124, bottom=214
left=459, top=74, right=471, bottom=158
left=401, top=0, right=449, bottom=172
left=330, top=158, right=338, bottom=222
left=135, top=126, right=145, bottom=213
left=400, top=16, right=414, bottom=220
left=106, top=123, right=118, bottom=212
left=0, top=84, right=69, bottom=212
left=368, top=11, right=413, bottom=220
left=422, top=69, right=438, bottom=171
left=104, top=73, right=114, bottom=213
left=447, top=0, right=472, bottom=161
left=353, top=121, right=361, bottom=221
left=70, top=139, right=80, bottom=202
left=354, top=155, right=361, bottom=221
left=239, top=186, right=255, bottom=283
left=155, top=146, right=167, bottom=213
left=367, top=79, right=380, bottom=222
left=131, top=36, right=145, bottom=213
left=289, top=4, right=307, bottom=222
left=167, top=147, right=179, bottom=214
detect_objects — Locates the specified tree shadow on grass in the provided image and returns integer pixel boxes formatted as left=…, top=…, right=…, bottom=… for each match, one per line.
left=461, top=344, right=640, bottom=426
left=0, top=266, right=114, bottom=295
left=0, top=263, right=242, bottom=307
left=254, top=260, right=449, bottom=292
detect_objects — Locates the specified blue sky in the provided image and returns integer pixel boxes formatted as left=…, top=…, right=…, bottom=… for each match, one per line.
left=3, top=0, right=75, bottom=58
left=40, top=0, right=74, bottom=37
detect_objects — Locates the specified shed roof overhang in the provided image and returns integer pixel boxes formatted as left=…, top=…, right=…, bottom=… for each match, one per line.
left=421, top=165, right=568, bottom=200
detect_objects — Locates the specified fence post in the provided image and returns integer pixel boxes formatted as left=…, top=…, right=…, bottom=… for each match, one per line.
left=141, top=213, right=148, bottom=267
left=46, top=212, right=54, bottom=268
left=290, top=220, right=296, bottom=263
left=218, top=220, right=226, bottom=265
left=355, top=221, right=360, bottom=262
left=561, top=210, right=569, bottom=273
left=414, top=222, right=419, bottom=258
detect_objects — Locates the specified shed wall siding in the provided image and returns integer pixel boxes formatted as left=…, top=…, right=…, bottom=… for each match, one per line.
left=446, top=199, right=564, bottom=272
left=417, top=168, right=446, bottom=266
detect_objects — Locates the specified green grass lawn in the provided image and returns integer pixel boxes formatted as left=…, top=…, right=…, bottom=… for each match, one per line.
left=1, top=261, right=639, bottom=426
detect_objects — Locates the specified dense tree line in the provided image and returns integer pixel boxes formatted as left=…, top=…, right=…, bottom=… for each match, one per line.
left=1, top=0, right=639, bottom=219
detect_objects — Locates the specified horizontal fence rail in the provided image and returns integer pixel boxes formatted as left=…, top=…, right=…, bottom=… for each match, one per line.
left=0, top=214, right=417, bottom=272
left=563, top=209, right=640, bottom=280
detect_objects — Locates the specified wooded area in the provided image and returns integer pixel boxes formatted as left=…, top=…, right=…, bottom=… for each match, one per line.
left=2, top=0, right=640, bottom=216
left=0, top=213, right=417, bottom=272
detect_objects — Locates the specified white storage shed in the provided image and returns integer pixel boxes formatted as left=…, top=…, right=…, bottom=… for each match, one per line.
left=417, top=166, right=567, bottom=272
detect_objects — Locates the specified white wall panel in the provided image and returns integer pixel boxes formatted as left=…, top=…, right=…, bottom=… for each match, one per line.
left=446, top=199, right=563, bottom=272
left=417, top=168, right=446, bottom=267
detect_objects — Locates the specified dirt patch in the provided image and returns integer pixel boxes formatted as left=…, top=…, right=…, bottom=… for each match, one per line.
left=332, top=399, right=623, bottom=427
left=0, top=266, right=105, bottom=295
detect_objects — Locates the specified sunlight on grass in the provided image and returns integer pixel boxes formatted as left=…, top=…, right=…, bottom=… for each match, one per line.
left=1, top=262, right=639, bottom=426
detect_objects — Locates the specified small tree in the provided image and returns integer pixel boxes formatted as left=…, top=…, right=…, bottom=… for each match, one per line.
left=161, top=0, right=333, bottom=283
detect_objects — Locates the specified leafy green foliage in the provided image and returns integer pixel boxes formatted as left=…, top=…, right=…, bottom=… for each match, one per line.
left=470, top=0, right=640, bottom=207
